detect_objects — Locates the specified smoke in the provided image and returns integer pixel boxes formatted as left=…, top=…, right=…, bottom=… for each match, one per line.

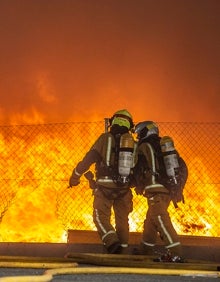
left=0, top=0, right=219, bottom=124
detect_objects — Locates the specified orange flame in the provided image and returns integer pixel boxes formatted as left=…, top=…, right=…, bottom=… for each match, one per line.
left=0, top=122, right=219, bottom=242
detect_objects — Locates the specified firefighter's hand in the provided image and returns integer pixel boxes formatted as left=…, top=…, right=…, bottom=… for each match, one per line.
left=69, top=176, right=80, bottom=187
left=69, top=171, right=80, bottom=187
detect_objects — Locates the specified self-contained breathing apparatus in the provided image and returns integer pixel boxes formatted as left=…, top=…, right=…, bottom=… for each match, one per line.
left=106, top=112, right=135, bottom=185
left=85, top=110, right=136, bottom=189
left=118, top=132, right=135, bottom=184
left=134, top=121, right=188, bottom=207
left=160, top=136, right=180, bottom=186
left=159, top=135, right=188, bottom=207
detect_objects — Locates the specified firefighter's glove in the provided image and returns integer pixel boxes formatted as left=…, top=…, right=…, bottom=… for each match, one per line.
left=69, top=170, right=81, bottom=187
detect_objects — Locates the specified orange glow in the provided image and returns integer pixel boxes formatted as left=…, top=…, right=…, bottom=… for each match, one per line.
left=0, top=1, right=219, bottom=242
left=10, top=108, right=45, bottom=126
left=0, top=122, right=219, bottom=242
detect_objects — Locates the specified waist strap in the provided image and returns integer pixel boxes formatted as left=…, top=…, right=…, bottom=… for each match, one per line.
left=97, top=177, right=114, bottom=184
left=144, top=183, right=164, bottom=190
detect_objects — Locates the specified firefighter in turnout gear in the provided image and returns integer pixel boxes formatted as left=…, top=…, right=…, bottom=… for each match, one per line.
left=133, top=121, right=186, bottom=262
left=69, top=109, right=136, bottom=254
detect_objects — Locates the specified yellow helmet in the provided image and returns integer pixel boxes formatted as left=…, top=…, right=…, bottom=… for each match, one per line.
left=110, top=109, right=134, bottom=130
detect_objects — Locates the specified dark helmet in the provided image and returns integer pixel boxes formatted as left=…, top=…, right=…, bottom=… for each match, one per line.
left=134, top=121, right=159, bottom=141
left=109, top=109, right=134, bottom=130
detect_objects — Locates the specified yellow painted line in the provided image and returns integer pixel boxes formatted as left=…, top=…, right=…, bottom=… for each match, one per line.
left=46, top=266, right=220, bottom=277
left=0, top=274, right=52, bottom=282
left=0, top=262, right=78, bottom=269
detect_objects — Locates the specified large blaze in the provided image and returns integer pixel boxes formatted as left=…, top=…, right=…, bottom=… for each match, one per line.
left=0, top=0, right=219, bottom=244
left=0, top=121, right=219, bottom=242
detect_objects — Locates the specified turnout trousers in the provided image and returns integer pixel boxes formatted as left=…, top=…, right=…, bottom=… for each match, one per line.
left=143, top=193, right=182, bottom=256
left=93, top=187, right=133, bottom=251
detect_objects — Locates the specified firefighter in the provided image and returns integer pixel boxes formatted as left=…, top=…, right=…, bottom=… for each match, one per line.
left=69, top=109, right=136, bottom=254
left=133, top=121, right=186, bottom=262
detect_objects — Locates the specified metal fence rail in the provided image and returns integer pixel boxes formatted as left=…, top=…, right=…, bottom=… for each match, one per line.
left=0, top=121, right=219, bottom=242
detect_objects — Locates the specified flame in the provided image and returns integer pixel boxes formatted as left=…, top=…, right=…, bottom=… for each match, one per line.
left=0, top=122, right=219, bottom=242
left=10, top=108, right=45, bottom=125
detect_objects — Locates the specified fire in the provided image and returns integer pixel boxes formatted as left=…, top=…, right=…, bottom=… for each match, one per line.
left=0, top=122, right=219, bottom=242
left=9, top=108, right=45, bottom=126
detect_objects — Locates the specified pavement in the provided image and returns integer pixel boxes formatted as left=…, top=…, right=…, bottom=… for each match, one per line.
left=0, top=235, right=219, bottom=281
left=0, top=252, right=219, bottom=282
left=0, top=266, right=219, bottom=282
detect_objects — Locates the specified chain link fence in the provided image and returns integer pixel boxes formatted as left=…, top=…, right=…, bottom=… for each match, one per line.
left=0, top=121, right=219, bottom=242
